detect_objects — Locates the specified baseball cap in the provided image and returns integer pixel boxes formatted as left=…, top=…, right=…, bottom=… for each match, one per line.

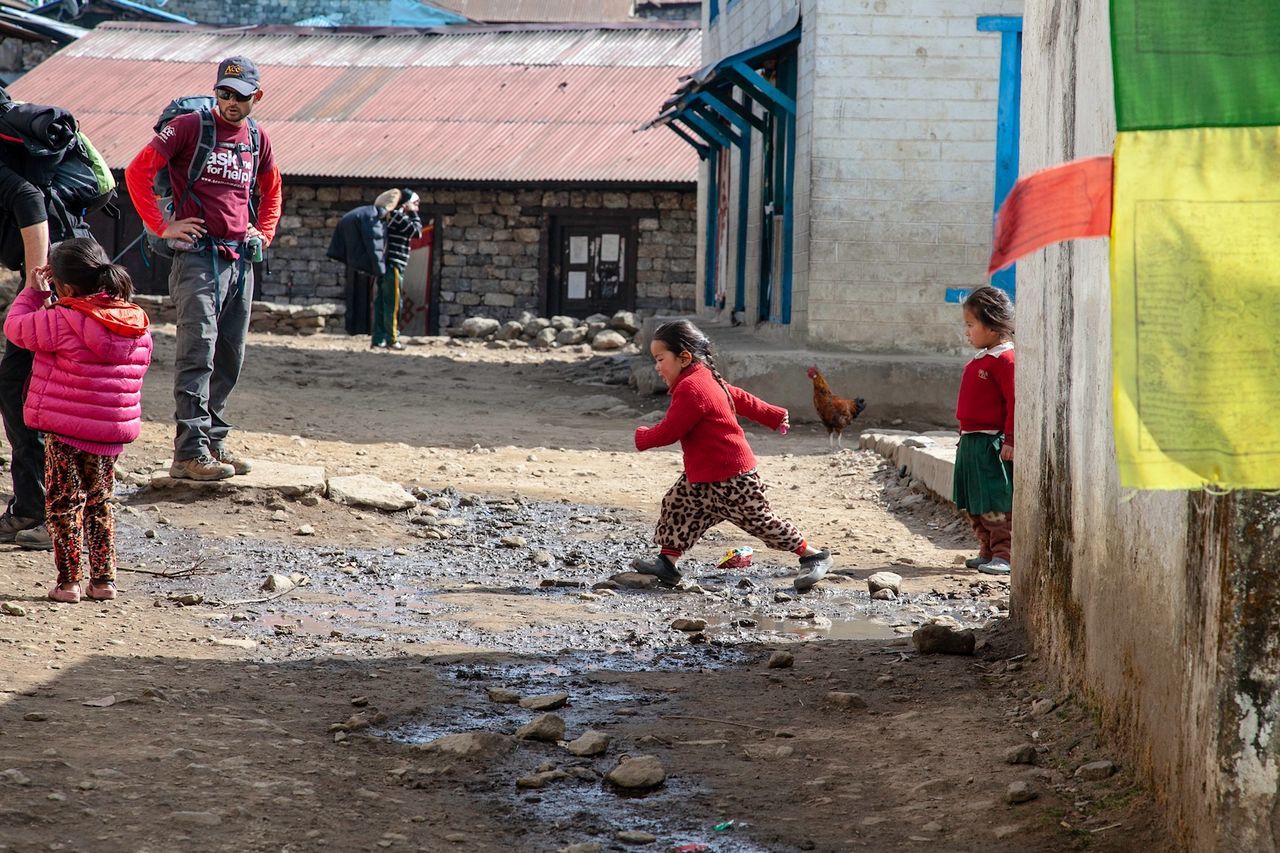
left=215, top=56, right=260, bottom=96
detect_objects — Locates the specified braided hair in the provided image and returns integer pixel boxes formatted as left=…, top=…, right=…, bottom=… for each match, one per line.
left=652, top=319, right=733, bottom=409
left=49, top=237, right=134, bottom=301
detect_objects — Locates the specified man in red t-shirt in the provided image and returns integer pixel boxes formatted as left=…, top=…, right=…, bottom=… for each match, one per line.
left=125, top=56, right=282, bottom=481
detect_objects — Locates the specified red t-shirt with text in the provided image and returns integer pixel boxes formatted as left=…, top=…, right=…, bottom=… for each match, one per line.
left=149, top=110, right=276, bottom=242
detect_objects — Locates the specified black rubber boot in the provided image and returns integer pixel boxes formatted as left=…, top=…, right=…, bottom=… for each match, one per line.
left=631, top=554, right=682, bottom=586
left=794, top=549, right=833, bottom=592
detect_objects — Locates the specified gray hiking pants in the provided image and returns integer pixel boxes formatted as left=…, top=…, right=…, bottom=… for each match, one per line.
left=169, top=249, right=253, bottom=461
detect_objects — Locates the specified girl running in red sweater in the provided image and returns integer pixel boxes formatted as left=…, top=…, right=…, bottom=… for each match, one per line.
left=953, top=286, right=1015, bottom=575
left=632, top=320, right=832, bottom=591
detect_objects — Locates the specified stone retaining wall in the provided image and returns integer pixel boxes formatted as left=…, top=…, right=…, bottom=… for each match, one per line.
left=132, top=294, right=342, bottom=335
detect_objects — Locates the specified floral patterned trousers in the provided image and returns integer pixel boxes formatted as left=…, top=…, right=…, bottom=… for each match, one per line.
left=45, top=436, right=117, bottom=586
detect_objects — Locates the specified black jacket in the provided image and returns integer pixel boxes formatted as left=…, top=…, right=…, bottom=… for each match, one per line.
left=327, top=204, right=386, bottom=277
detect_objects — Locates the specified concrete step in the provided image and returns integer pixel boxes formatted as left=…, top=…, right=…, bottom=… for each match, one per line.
left=859, top=429, right=957, bottom=504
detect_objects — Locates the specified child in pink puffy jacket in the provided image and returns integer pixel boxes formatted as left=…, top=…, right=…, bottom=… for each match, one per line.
left=4, top=238, right=153, bottom=604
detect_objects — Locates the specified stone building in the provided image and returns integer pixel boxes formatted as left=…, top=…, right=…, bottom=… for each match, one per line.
left=11, top=21, right=700, bottom=334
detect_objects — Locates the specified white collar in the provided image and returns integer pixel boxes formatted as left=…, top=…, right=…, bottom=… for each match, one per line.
left=973, top=341, right=1013, bottom=360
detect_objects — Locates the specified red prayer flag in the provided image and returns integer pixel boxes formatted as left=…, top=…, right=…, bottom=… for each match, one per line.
left=988, top=156, right=1113, bottom=275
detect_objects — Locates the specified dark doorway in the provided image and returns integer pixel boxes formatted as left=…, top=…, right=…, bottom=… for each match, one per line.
left=546, top=215, right=637, bottom=317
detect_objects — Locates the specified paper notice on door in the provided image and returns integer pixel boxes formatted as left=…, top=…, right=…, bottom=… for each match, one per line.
left=600, top=233, right=620, bottom=262
left=567, top=271, right=587, bottom=300
left=569, top=236, right=588, bottom=265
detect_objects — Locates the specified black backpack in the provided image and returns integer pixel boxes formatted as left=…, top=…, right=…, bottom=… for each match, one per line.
left=0, top=94, right=116, bottom=242
left=145, top=95, right=260, bottom=259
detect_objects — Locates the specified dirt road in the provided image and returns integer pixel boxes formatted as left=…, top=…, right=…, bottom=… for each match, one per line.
left=0, top=331, right=1163, bottom=852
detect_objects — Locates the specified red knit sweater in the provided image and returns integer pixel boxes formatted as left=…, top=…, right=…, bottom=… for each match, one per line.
left=635, top=362, right=787, bottom=483
left=955, top=344, right=1015, bottom=445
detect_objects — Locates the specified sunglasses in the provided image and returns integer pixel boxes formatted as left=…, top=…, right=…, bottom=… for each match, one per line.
left=216, top=88, right=254, bottom=103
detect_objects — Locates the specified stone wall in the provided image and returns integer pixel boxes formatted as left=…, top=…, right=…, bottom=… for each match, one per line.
left=1018, top=0, right=1280, bottom=849
left=266, top=183, right=697, bottom=325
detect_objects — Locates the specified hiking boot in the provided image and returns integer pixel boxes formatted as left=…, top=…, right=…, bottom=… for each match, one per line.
left=631, top=554, right=682, bottom=586
left=212, top=447, right=253, bottom=475
left=85, top=580, right=117, bottom=601
left=16, top=526, right=52, bottom=551
left=979, top=558, right=1011, bottom=576
left=965, top=555, right=992, bottom=569
left=794, top=549, right=833, bottom=592
left=389, top=341, right=405, bottom=351
left=48, top=583, right=80, bottom=604
left=0, top=509, right=40, bottom=543
left=169, top=455, right=235, bottom=481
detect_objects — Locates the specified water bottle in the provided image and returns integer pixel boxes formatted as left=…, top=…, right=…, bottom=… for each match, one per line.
left=247, top=236, right=264, bottom=263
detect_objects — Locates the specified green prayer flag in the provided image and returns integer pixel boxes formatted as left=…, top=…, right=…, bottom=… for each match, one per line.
left=1112, top=0, right=1280, bottom=131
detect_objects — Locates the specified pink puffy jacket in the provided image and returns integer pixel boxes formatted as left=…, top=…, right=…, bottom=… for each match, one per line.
left=4, top=288, right=153, bottom=457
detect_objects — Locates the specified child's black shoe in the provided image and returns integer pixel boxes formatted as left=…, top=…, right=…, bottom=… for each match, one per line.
left=794, top=549, right=833, bottom=592
left=631, top=554, right=682, bottom=586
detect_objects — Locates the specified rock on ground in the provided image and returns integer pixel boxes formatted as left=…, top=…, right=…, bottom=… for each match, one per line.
left=519, top=692, right=569, bottom=711
left=828, top=691, right=868, bottom=710
left=767, top=651, right=795, bottom=669
left=516, top=713, right=565, bottom=742
left=1075, top=760, right=1117, bottom=781
left=565, top=730, right=610, bottom=757
left=417, top=732, right=514, bottom=758
left=605, top=755, right=666, bottom=791
left=867, top=571, right=903, bottom=595
left=1006, top=780, right=1039, bottom=804
left=327, top=475, right=416, bottom=511
left=912, top=623, right=976, bottom=656
left=1003, top=743, right=1038, bottom=765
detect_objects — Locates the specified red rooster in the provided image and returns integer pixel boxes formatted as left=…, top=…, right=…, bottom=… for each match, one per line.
left=807, top=366, right=866, bottom=451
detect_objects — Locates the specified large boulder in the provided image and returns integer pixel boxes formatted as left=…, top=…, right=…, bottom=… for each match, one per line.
left=522, top=317, right=552, bottom=339
left=550, top=315, right=577, bottom=331
left=609, top=310, right=640, bottom=334
left=532, top=327, right=559, bottom=349
left=461, top=316, right=500, bottom=338
left=591, top=330, right=627, bottom=352
left=556, top=327, right=588, bottom=346
left=495, top=320, right=523, bottom=341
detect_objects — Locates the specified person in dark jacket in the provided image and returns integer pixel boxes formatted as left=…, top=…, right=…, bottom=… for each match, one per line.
left=373, top=188, right=422, bottom=350
left=0, top=130, right=87, bottom=552
left=327, top=190, right=397, bottom=336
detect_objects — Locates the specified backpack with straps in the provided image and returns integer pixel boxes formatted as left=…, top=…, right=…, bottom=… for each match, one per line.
left=145, top=95, right=260, bottom=260
left=0, top=94, right=116, bottom=246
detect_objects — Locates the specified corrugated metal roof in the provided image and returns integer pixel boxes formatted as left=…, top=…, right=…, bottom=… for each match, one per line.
left=62, top=21, right=701, bottom=67
left=431, top=1, right=637, bottom=24
left=9, top=24, right=698, bottom=184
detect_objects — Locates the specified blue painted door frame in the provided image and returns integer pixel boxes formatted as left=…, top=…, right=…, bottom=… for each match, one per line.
left=978, top=15, right=1022, bottom=303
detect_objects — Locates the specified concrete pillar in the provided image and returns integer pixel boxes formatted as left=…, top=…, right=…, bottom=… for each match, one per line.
left=1016, top=0, right=1280, bottom=848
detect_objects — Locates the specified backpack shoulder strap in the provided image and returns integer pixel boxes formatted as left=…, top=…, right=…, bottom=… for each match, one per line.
left=247, top=118, right=261, bottom=217
left=186, top=107, right=217, bottom=187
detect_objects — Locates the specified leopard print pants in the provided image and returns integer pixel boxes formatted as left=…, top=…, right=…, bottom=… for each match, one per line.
left=45, top=436, right=117, bottom=586
left=654, top=470, right=805, bottom=555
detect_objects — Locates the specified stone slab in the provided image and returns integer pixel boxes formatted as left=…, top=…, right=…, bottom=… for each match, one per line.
left=860, top=430, right=958, bottom=506
left=149, top=461, right=326, bottom=497
left=327, top=474, right=416, bottom=511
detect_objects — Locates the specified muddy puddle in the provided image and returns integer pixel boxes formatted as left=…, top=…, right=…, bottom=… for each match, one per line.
left=114, top=487, right=950, bottom=660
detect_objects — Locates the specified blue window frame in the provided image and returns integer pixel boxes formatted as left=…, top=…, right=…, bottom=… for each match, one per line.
left=977, top=15, right=1023, bottom=302
left=709, top=0, right=719, bottom=23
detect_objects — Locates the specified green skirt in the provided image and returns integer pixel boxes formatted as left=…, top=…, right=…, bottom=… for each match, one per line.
left=952, top=433, right=1012, bottom=515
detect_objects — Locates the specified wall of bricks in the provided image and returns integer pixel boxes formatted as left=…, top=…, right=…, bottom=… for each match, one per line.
left=261, top=182, right=697, bottom=323
left=702, top=0, right=1022, bottom=356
